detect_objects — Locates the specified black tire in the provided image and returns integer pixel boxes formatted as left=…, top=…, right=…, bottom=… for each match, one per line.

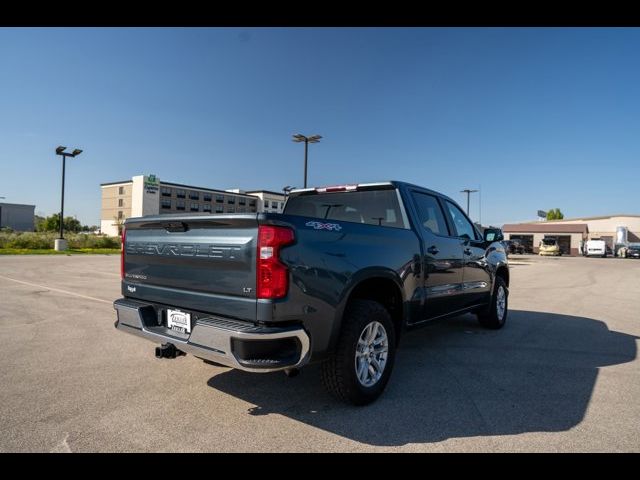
left=321, top=299, right=396, bottom=406
left=477, top=276, right=508, bottom=329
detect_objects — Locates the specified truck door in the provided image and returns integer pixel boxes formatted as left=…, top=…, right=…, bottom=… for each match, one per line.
left=408, top=191, right=465, bottom=320
left=442, top=200, right=492, bottom=309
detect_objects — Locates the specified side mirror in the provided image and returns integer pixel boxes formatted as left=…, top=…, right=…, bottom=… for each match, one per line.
left=484, top=228, right=504, bottom=242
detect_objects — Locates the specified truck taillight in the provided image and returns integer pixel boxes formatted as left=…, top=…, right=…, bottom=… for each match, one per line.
left=257, top=225, right=294, bottom=299
left=120, top=227, right=126, bottom=280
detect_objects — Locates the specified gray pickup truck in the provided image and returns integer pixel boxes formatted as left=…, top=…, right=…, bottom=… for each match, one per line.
left=114, top=181, right=509, bottom=405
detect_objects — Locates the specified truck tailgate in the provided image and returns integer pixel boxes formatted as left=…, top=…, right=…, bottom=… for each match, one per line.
left=123, top=215, right=258, bottom=321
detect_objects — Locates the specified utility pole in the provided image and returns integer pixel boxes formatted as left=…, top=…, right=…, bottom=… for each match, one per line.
left=460, top=189, right=478, bottom=216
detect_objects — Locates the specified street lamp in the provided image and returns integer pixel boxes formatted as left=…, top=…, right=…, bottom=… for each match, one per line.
left=292, top=134, right=322, bottom=188
left=460, top=189, right=478, bottom=216
left=54, top=146, right=83, bottom=250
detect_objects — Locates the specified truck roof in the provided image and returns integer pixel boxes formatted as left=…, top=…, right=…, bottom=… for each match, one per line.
left=289, top=180, right=459, bottom=206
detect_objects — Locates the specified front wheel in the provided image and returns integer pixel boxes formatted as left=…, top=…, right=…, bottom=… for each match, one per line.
left=477, top=276, right=508, bottom=329
left=321, top=299, right=396, bottom=405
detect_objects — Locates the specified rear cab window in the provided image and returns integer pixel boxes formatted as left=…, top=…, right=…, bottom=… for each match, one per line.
left=284, top=188, right=406, bottom=229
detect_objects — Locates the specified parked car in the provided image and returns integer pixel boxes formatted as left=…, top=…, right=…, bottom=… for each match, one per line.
left=622, top=243, right=640, bottom=258
left=539, top=237, right=561, bottom=256
left=114, top=181, right=509, bottom=405
left=502, top=240, right=525, bottom=255
left=510, top=239, right=526, bottom=254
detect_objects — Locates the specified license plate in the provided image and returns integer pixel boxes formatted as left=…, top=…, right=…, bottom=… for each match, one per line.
left=167, top=309, right=191, bottom=334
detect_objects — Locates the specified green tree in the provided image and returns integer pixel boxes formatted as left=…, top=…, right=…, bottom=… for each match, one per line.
left=546, top=208, right=564, bottom=220
left=34, top=215, right=46, bottom=232
left=36, top=214, right=84, bottom=233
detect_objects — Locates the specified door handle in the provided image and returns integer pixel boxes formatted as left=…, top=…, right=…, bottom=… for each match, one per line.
left=427, top=245, right=439, bottom=255
left=464, top=248, right=473, bottom=255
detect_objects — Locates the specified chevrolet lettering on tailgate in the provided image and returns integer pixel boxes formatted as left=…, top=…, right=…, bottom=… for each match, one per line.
left=126, top=242, right=242, bottom=259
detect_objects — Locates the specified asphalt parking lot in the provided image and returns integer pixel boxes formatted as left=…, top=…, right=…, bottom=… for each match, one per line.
left=0, top=254, right=638, bottom=452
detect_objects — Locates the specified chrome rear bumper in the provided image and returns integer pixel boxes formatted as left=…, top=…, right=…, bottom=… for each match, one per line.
left=114, top=298, right=310, bottom=373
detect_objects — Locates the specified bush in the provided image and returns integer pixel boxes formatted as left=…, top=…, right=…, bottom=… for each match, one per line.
left=0, top=232, right=121, bottom=250
left=67, top=234, right=120, bottom=249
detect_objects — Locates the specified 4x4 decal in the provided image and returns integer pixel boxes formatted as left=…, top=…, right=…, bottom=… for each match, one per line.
left=305, top=221, right=342, bottom=231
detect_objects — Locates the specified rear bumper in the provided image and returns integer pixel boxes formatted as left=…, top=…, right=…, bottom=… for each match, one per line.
left=114, top=298, right=311, bottom=373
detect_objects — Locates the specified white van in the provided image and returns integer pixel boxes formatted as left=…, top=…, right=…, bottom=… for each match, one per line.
left=585, top=239, right=607, bottom=257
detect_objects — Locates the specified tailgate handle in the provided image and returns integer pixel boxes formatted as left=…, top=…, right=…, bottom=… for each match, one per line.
left=162, top=221, right=189, bottom=233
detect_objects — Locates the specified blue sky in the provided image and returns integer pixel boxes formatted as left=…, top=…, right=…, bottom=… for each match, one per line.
left=1, top=27, right=639, bottom=227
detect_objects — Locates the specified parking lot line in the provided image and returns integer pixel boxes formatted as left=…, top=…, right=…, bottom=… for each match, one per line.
left=0, top=274, right=113, bottom=305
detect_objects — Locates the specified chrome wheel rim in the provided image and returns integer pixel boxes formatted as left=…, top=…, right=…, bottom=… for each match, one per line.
left=355, top=321, right=389, bottom=387
left=496, top=286, right=506, bottom=321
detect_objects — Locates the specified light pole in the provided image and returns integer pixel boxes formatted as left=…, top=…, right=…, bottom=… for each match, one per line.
left=282, top=185, right=296, bottom=197
left=292, top=134, right=322, bottom=188
left=54, top=146, right=83, bottom=250
left=460, top=189, right=478, bottom=216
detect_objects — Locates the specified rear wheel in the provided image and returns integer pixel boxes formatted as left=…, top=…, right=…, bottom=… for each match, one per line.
left=477, top=276, right=508, bottom=329
left=321, top=299, right=396, bottom=405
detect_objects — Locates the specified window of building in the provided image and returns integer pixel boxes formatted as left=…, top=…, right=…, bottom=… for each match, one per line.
left=237, top=207, right=245, bottom=213
left=249, top=199, right=256, bottom=207
left=203, top=193, right=212, bottom=202
left=118, top=186, right=124, bottom=195
left=191, top=203, right=199, bottom=212
left=227, top=206, right=235, bottom=213
left=189, top=191, right=199, bottom=200
left=161, top=199, right=171, bottom=209
left=215, top=205, right=223, bottom=213
left=203, top=204, right=211, bottom=212
left=264, top=200, right=270, bottom=209
left=176, top=189, right=186, bottom=198
left=176, top=199, right=185, bottom=210
left=118, top=210, right=123, bottom=219
left=161, top=186, right=172, bottom=197
left=216, top=195, right=224, bottom=203
left=239, top=198, right=246, bottom=206
left=227, top=197, right=235, bottom=204
left=118, top=198, right=124, bottom=207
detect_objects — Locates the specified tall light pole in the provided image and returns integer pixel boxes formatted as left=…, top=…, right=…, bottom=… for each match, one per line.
left=292, top=134, right=322, bottom=188
left=55, top=146, right=83, bottom=250
left=460, top=189, right=478, bottom=216
left=282, top=185, right=296, bottom=197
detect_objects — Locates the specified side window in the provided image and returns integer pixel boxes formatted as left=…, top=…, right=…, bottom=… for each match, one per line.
left=410, top=192, right=449, bottom=236
left=445, top=201, right=478, bottom=240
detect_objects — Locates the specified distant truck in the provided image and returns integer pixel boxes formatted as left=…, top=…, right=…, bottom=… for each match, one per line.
left=584, top=239, right=607, bottom=258
left=113, top=181, right=510, bottom=405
